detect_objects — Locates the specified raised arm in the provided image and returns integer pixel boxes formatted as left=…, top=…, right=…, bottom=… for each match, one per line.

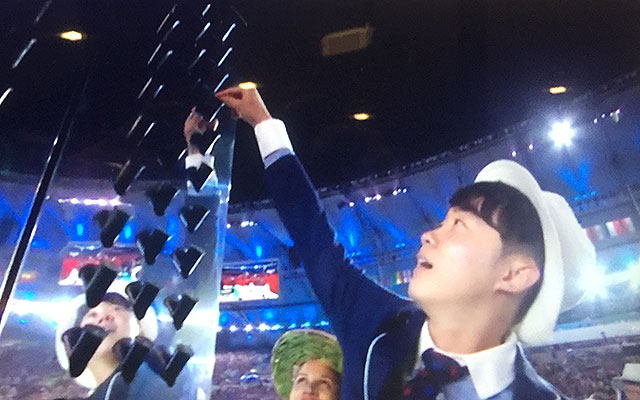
left=216, top=87, right=409, bottom=342
left=182, top=107, right=221, bottom=195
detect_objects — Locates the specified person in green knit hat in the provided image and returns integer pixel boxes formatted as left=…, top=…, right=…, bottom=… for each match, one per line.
left=271, top=329, right=343, bottom=400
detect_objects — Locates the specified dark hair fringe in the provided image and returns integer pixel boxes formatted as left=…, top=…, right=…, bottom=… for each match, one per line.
left=449, top=181, right=545, bottom=323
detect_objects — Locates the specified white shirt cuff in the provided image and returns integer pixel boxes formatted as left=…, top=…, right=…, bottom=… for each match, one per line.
left=254, top=118, right=294, bottom=161
left=185, top=153, right=214, bottom=169
left=185, top=153, right=218, bottom=195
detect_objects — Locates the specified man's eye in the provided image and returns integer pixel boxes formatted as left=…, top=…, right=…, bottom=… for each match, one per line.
left=454, top=218, right=465, bottom=227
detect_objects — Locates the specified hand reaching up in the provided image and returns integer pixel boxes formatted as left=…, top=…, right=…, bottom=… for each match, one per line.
left=183, top=106, right=219, bottom=144
left=215, top=87, right=272, bottom=127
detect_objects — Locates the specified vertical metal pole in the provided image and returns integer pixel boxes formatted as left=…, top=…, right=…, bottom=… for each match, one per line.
left=0, top=71, right=89, bottom=332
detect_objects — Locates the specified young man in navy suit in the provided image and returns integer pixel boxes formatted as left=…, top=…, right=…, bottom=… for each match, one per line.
left=192, top=87, right=596, bottom=400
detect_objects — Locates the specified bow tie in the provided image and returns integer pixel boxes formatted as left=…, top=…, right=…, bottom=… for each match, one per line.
left=401, top=349, right=470, bottom=399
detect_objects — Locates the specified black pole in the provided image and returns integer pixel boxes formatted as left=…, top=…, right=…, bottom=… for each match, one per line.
left=0, top=68, right=90, bottom=331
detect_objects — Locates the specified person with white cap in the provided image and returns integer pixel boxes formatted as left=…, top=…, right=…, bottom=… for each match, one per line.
left=613, top=363, right=640, bottom=400
left=206, top=86, right=596, bottom=400
left=54, top=281, right=188, bottom=399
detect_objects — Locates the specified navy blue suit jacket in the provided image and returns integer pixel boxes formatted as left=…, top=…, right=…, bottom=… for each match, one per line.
left=265, top=154, right=567, bottom=400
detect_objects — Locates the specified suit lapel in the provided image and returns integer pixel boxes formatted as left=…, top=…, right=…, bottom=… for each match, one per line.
left=512, top=344, right=562, bottom=400
left=366, top=306, right=426, bottom=400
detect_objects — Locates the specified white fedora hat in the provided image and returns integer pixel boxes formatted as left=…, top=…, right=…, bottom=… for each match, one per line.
left=475, top=160, right=596, bottom=345
left=54, top=279, right=158, bottom=389
left=613, top=363, right=640, bottom=391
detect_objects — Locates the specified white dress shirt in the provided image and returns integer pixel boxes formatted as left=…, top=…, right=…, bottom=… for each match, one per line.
left=416, top=321, right=517, bottom=399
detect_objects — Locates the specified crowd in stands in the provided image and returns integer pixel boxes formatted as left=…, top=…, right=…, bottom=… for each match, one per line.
left=207, top=336, right=640, bottom=400
left=527, top=335, right=640, bottom=400
left=211, top=350, right=278, bottom=400
left=0, top=327, right=637, bottom=399
left=0, top=337, right=87, bottom=400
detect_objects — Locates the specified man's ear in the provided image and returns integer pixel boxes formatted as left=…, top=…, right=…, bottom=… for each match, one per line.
left=494, top=254, right=541, bottom=294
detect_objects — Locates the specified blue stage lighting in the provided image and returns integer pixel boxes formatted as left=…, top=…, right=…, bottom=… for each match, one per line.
left=123, top=222, right=133, bottom=241
left=219, top=312, right=230, bottom=326
left=262, top=308, right=276, bottom=321
left=76, top=223, right=85, bottom=238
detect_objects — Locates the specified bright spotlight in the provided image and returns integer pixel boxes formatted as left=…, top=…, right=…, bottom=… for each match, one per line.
left=627, top=261, right=640, bottom=290
left=352, top=113, right=371, bottom=121
left=59, top=30, right=84, bottom=41
left=580, top=265, right=608, bottom=300
left=549, top=121, right=575, bottom=147
left=549, top=86, right=567, bottom=95
left=239, top=81, right=257, bottom=90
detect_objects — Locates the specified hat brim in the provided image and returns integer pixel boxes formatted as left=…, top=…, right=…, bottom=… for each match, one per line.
left=611, top=377, right=640, bottom=391
left=612, top=377, right=625, bottom=391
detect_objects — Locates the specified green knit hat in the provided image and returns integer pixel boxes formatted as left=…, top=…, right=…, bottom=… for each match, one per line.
left=271, top=329, right=343, bottom=399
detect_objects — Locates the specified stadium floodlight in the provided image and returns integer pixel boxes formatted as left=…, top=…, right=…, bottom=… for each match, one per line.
left=549, top=121, right=575, bottom=148
left=579, top=265, right=608, bottom=300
